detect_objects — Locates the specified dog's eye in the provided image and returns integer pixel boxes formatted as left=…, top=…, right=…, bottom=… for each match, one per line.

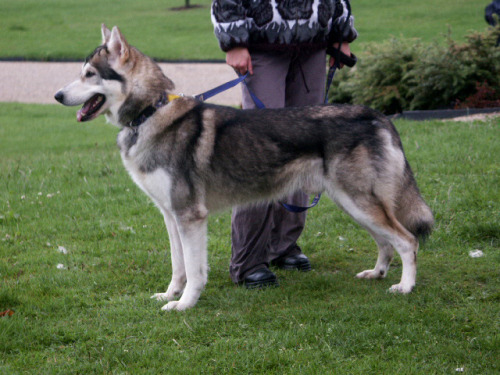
left=85, top=71, right=96, bottom=78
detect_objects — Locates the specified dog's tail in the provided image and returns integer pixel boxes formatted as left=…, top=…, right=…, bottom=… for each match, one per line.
left=396, top=163, right=434, bottom=241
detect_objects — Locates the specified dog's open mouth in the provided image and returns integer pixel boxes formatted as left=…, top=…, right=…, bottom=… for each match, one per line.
left=77, top=94, right=106, bottom=122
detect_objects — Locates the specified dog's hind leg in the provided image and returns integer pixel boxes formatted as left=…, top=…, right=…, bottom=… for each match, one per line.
left=161, top=205, right=209, bottom=311
left=151, top=209, right=186, bottom=302
left=386, top=229, right=419, bottom=294
left=356, top=231, right=394, bottom=279
left=329, top=189, right=419, bottom=293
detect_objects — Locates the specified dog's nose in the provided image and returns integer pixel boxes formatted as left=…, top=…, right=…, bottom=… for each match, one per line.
left=54, top=91, right=64, bottom=103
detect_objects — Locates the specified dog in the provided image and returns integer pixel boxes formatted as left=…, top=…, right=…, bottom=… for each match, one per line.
left=55, top=25, right=434, bottom=311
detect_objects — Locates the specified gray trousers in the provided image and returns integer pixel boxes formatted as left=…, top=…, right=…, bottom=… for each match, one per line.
left=230, top=49, right=327, bottom=283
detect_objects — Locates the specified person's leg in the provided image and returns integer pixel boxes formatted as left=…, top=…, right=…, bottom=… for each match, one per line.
left=230, top=204, right=274, bottom=283
left=268, top=191, right=308, bottom=259
left=269, top=49, right=327, bottom=264
left=285, top=49, right=327, bottom=107
left=241, top=50, right=290, bottom=109
left=230, top=50, right=290, bottom=283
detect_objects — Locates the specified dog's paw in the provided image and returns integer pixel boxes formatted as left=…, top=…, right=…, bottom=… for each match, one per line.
left=388, top=283, right=413, bottom=294
left=166, top=283, right=184, bottom=300
left=151, top=285, right=184, bottom=302
left=356, top=269, right=385, bottom=279
left=151, top=292, right=170, bottom=302
left=161, top=301, right=190, bottom=312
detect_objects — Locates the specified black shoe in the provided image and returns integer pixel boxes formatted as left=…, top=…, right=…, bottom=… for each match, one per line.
left=271, top=253, right=311, bottom=272
left=242, top=268, right=279, bottom=289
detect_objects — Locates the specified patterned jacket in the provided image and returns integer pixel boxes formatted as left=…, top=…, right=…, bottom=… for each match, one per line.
left=212, top=0, right=358, bottom=52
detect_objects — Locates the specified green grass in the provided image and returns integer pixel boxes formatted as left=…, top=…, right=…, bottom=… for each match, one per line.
left=0, top=103, right=499, bottom=373
left=0, top=0, right=488, bottom=61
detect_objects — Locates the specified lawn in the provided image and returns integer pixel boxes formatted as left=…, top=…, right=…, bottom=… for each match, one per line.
left=0, top=103, right=498, bottom=373
left=0, top=0, right=499, bottom=373
left=0, top=0, right=489, bottom=61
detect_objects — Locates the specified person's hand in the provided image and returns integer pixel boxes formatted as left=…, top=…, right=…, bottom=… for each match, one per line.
left=329, top=42, right=351, bottom=68
left=226, top=47, right=253, bottom=75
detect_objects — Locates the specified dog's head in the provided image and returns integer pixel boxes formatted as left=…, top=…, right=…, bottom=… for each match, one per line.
left=54, top=24, right=174, bottom=126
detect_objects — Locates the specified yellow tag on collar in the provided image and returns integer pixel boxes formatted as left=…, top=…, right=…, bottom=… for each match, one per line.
left=168, top=94, right=181, bottom=102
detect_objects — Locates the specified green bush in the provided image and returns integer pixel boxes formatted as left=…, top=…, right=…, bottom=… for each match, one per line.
left=330, top=26, right=500, bottom=113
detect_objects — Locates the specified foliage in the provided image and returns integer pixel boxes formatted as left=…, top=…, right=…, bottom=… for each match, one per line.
left=407, top=26, right=500, bottom=110
left=1, top=104, right=499, bottom=373
left=331, top=37, right=423, bottom=114
left=330, top=26, right=500, bottom=113
left=455, top=81, right=500, bottom=109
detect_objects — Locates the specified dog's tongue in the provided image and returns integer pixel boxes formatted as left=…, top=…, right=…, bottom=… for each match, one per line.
left=77, top=108, right=85, bottom=122
left=77, top=95, right=100, bottom=122
left=77, top=102, right=92, bottom=122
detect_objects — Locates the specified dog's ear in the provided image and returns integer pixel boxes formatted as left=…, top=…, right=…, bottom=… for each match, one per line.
left=108, top=26, right=130, bottom=64
left=101, top=23, right=111, bottom=44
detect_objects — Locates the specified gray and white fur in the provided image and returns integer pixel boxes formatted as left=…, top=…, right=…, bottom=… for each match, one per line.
left=55, top=25, right=434, bottom=311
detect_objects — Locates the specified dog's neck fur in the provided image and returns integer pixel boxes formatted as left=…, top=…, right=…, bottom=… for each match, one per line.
left=127, top=91, right=169, bottom=128
left=104, top=46, right=175, bottom=128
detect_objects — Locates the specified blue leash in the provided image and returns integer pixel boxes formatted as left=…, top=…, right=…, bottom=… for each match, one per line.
left=195, top=72, right=265, bottom=109
left=324, top=64, right=338, bottom=104
left=280, top=193, right=322, bottom=213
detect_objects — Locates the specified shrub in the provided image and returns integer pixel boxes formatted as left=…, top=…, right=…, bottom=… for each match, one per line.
left=454, top=81, right=500, bottom=109
left=329, top=25, right=500, bottom=113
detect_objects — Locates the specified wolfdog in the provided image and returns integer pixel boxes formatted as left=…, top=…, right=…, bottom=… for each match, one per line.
left=54, top=25, right=433, bottom=311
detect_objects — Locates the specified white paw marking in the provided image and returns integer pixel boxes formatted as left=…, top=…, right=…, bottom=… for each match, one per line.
left=356, top=269, right=384, bottom=279
left=161, top=301, right=190, bottom=311
left=388, top=283, right=413, bottom=294
left=151, top=292, right=170, bottom=301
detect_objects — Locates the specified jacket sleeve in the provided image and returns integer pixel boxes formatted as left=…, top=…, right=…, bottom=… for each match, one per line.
left=211, top=0, right=249, bottom=52
left=330, top=0, right=358, bottom=43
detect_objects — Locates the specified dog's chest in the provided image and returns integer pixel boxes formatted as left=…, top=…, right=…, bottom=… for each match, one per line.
left=118, top=131, right=173, bottom=210
left=122, top=155, right=174, bottom=209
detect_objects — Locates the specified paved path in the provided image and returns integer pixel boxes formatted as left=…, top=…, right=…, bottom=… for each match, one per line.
left=2, top=62, right=498, bottom=121
left=0, top=61, right=242, bottom=106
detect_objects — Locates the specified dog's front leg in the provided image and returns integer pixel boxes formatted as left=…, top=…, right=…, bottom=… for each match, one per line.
left=161, top=207, right=208, bottom=311
left=151, top=209, right=186, bottom=302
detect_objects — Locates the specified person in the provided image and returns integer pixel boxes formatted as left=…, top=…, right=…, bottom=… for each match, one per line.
left=485, top=0, right=500, bottom=45
left=485, top=0, right=500, bottom=25
left=211, top=0, right=358, bottom=288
